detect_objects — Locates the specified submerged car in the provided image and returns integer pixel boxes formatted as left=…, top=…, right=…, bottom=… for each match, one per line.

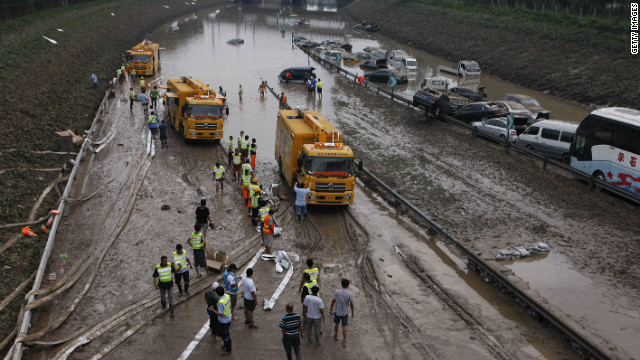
left=279, top=67, right=317, bottom=83
left=359, top=59, right=388, bottom=71
left=363, top=69, right=408, bottom=84
left=226, top=38, right=244, bottom=45
left=504, top=93, right=551, bottom=119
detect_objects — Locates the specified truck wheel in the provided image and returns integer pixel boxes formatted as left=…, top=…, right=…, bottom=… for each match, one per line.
left=562, top=154, right=571, bottom=164
left=179, top=124, right=187, bottom=143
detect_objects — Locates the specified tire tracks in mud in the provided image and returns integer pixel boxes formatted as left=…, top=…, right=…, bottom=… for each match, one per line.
left=305, top=206, right=512, bottom=360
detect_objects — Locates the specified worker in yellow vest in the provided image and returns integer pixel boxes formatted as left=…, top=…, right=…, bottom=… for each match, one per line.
left=211, top=286, right=233, bottom=355
left=241, top=170, right=252, bottom=203
left=232, top=148, right=242, bottom=182
left=249, top=182, right=261, bottom=225
left=249, top=138, right=257, bottom=169
left=226, top=135, right=234, bottom=167
left=299, top=258, right=320, bottom=294
left=131, top=68, right=137, bottom=82
left=300, top=272, right=319, bottom=304
left=172, top=244, right=193, bottom=297
left=153, top=256, right=176, bottom=317
left=257, top=200, right=270, bottom=245
left=187, top=224, right=209, bottom=278
left=248, top=178, right=260, bottom=210
left=212, top=162, right=226, bottom=194
left=239, top=135, right=250, bottom=161
left=140, top=77, right=146, bottom=94
left=242, top=159, right=253, bottom=180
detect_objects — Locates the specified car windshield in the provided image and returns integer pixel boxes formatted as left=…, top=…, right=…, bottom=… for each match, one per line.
left=405, top=60, right=418, bottom=66
left=189, top=105, right=222, bottom=117
left=306, top=157, right=354, bottom=174
left=131, top=54, right=152, bottom=63
left=507, top=102, right=527, bottom=110
left=521, top=99, right=541, bottom=106
left=464, top=62, right=480, bottom=70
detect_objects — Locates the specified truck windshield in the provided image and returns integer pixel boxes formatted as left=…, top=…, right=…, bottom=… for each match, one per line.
left=131, top=54, right=152, bottom=62
left=464, top=62, right=480, bottom=70
left=306, top=157, right=353, bottom=174
left=189, top=105, right=222, bottom=117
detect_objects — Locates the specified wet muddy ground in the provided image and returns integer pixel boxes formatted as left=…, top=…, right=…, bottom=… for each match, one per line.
left=5, top=1, right=640, bottom=359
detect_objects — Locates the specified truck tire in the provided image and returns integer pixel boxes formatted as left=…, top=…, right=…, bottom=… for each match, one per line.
left=179, top=124, right=187, bottom=143
left=439, top=95, right=451, bottom=115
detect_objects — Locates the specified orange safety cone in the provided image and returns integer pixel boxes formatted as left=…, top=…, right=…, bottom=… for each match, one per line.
left=45, top=216, right=54, bottom=227
left=21, top=227, right=37, bottom=237
left=46, top=210, right=60, bottom=227
left=41, top=225, right=49, bottom=234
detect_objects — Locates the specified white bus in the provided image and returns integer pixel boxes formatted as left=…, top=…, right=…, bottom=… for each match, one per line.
left=571, top=107, right=640, bottom=195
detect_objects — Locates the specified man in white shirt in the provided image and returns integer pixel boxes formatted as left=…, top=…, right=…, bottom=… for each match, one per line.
left=302, top=286, right=324, bottom=347
left=330, top=278, right=355, bottom=346
left=242, top=267, right=259, bottom=328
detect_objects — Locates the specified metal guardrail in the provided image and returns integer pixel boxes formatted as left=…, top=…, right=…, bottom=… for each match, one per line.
left=295, top=43, right=640, bottom=206
left=9, top=90, right=111, bottom=360
left=358, top=166, right=610, bottom=360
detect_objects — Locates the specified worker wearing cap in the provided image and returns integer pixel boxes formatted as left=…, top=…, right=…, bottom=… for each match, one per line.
left=223, top=263, right=240, bottom=320
left=148, top=110, right=158, bottom=139
left=212, top=162, right=226, bottom=194
left=172, top=244, right=193, bottom=297
left=140, top=76, right=146, bottom=93
left=249, top=138, right=257, bottom=169
left=205, top=281, right=221, bottom=340
left=152, top=256, right=176, bottom=317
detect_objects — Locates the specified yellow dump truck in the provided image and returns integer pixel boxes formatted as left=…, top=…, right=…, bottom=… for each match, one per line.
left=166, top=76, right=226, bottom=142
left=275, top=108, right=355, bottom=205
left=127, top=40, right=161, bottom=76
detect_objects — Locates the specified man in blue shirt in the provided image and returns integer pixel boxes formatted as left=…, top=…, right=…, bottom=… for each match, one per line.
left=139, top=91, right=149, bottom=113
left=293, top=182, right=310, bottom=222
left=159, top=120, right=168, bottom=148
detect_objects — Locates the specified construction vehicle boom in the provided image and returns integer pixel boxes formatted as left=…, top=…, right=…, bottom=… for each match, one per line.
left=165, top=76, right=227, bottom=142
left=275, top=108, right=355, bottom=205
left=126, top=40, right=162, bottom=76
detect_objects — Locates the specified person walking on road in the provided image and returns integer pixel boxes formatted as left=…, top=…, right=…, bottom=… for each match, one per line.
left=212, top=162, right=226, bottom=194
left=263, top=209, right=276, bottom=255
left=205, top=281, right=221, bottom=342
left=148, top=110, right=159, bottom=139
left=317, top=79, right=323, bottom=99
left=242, top=267, right=259, bottom=328
left=330, top=278, right=355, bottom=346
left=232, top=148, right=242, bottom=182
left=139, top=91, right=149, bottom=114
left=226, top=136, right=234, bottom=167
left=129, top=87, right=135, bottom=110
left=299, top=258, right=320, bottom=294
left=172, top=244, right=193, bottom=297
left=152, top=256, right=176, bottom=317
left=238, top=85, right=243, bottom=100
left=195, top=199, right=213, bottom=238
left=91, top=73, right=98, bottom=88
left=150, top=86, right=159, bottom=109
left=241, top=159, right=253, bottom=180
left=249, top=138, right=257, bottom=169
left=303, top=286, right=324, bottom=347
left=280, top=303, right=303, bottom=360
left=223, top=263, right=240, bottom=320
left=212, top=286, right=233, bottom=355
left=131, top=68, right=137, bottom=82
left=300, top=272, right=318, bottom=304
left=159, top=120, right=168, bottom=148
left=239, top=135, right=250, bottom=161
left=187, top=224, right=209, bottom=278
left=293, top=182, right=311, bottom=222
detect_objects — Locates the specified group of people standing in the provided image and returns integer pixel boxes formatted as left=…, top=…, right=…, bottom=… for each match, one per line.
left=306, top=76, right=323, bottom=99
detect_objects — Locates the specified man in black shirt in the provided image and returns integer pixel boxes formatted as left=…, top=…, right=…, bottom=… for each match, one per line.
left=195, top=199, right=213, bottom=238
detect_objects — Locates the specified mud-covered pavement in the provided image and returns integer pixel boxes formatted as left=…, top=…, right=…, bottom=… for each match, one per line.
left=15, top=2, right=640, bottom=360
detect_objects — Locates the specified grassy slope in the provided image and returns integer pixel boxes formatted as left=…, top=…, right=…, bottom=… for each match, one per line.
left=0, top=0, right=223, bottom=351
left=343, top=0, right=639, bottom=109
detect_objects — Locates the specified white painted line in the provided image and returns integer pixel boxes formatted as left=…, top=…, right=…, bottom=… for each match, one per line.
left=176, top=321, right=210, bottom=360
left=263, top=263, right=293, bottom=311
left=151, top=136, right=155, bottom=157
left=176, top=248, right=264, bottom=360
left=145, top=131, right=151, bottom=155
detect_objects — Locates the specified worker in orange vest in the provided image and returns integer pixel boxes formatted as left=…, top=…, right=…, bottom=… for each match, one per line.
left=279, top=92, right=287, bottom=109
left=262, top=209, right=276, bottom=254
left=357, top=76, right=365, bottom=85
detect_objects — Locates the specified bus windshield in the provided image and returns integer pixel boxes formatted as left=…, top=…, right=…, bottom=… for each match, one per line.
left=189, top=105, right=222, bottom=117
left=306, top=157, right=353, bottom=175
left=131, top=54, right=152, bottom=63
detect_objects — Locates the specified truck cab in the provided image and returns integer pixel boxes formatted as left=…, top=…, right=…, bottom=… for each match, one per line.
left=166, top=77, right=226, bottom=142
left=127, top=40, right=161, bottom=76
left=275, top=109, right=355, bottom=205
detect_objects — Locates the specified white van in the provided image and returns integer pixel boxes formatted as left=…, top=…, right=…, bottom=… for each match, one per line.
left=516, top=120, right=578, bottom=163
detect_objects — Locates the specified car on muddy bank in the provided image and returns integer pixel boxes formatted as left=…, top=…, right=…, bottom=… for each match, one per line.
left=472, top=118, right=518, bottom=142
left=516, top=120, right=577, bottom=163
left=504, top=93, right=551, bottom=119
left=454, top=102, right=510, bottom=123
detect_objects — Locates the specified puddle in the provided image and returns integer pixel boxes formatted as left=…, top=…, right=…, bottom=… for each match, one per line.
left=506, top=251, right=640, bottom=357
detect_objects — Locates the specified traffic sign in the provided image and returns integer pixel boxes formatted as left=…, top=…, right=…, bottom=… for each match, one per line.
left=388, top=76, right=397, bottom=87
left=506, top=114, right=514, bottom=130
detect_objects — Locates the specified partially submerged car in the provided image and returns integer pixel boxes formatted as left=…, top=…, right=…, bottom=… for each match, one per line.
left=504, top=93, right=551, bottom=119
left=364, top=69, right=408, bottom=84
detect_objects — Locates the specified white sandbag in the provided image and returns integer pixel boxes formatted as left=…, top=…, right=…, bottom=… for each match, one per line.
left=513, top=246, right=530, bottom=257
left=273, top=226, right=283, bottom=236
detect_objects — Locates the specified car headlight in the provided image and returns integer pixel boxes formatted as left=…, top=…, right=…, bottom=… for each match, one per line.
left=345, top=193, right=352, bottom=200
left=217, top=131, right=221, bottom=135
left=189, top=130, right=196, bottom=136
left=308, top=192, right=315, bottom=199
